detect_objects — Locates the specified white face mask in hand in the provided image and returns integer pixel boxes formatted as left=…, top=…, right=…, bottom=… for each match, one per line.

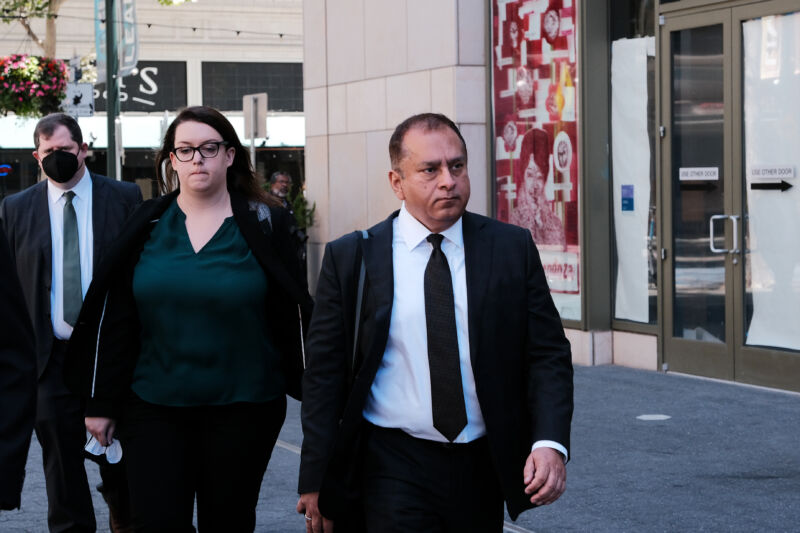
left=84, top=435, right=123, bottom=464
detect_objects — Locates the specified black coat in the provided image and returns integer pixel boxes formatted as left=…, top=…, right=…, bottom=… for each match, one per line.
left=0, top=228, right=36, bottom=510
left=298, top=210, right=574, bottom=520
left=64, top=190, right=313, bottom=418
left=0, top=172, right=142, bottom=377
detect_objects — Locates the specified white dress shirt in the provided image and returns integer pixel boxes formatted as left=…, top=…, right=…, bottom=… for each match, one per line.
left=362, top=204, right=568, bottom=459
left=363, top=204, right=485, bottom=443
left=47, top=167, right=93, bottom=340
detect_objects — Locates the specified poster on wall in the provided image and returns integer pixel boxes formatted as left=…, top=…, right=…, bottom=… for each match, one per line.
left=491, top=0, right=580, bottom=320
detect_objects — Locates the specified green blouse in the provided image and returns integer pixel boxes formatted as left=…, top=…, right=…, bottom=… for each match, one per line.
left=131, top=199, right=283, bottom=406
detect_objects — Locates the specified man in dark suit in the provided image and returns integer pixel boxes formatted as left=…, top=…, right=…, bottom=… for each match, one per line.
left=297, top=113, right=574, bottom=532
left=0, top=228, right=36, bottom=512
left=0, top=113, right=142, bottom=532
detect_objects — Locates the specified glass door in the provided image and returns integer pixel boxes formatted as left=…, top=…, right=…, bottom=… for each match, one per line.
left=662, top=10, right=734, bottom=380
left=662, top=0, right=800, bottom=392
left=733, top=0, right=800, bottom=391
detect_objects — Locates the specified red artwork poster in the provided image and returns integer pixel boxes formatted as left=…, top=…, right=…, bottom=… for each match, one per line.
left=491, top=0, right=581, bottom=319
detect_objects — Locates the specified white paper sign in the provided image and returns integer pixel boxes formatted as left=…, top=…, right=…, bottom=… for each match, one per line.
left=61, top=83, right=95, bottom=117
left=679, top=167, right=719, bottom=181
left=748, top=165, right=795, bottom=180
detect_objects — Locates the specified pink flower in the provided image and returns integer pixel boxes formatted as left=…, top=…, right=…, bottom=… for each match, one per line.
left=18, top=97, right=23, bottom=101
left=36, top=91, right=44, bottom=96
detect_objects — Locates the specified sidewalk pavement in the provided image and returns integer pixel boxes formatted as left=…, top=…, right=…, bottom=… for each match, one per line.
left=2, top=365, right=798, bottom=532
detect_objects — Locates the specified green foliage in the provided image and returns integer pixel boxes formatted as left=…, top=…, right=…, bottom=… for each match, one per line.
left=157, top=0, right=196, bottom=5
left=290, top=190, right=316, bottom=231
left=0, top=54, right=68, bottom=117
left=0, top=1, right=51, bottom=21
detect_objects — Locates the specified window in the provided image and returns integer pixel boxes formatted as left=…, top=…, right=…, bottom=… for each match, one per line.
left=202, top=62, right=303, bottom=112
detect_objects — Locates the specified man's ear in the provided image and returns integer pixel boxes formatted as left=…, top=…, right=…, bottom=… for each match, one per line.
left=32, top=150, right=41, bottom=162
left=389, top=169, right=405, bottom=201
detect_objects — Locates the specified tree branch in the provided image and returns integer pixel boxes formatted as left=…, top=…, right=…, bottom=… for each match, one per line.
left=17, top=17, right=45, bottom=53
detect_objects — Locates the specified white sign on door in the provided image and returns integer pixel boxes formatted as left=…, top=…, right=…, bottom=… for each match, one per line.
left=679, top=167, right=719, bottom=181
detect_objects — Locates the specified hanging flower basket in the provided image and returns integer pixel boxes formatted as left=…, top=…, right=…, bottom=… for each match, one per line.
left=0, top=54, right=69, bottom=118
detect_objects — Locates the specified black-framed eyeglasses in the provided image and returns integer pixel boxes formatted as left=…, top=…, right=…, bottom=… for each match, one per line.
left=171, top=141, right=228, bottom=162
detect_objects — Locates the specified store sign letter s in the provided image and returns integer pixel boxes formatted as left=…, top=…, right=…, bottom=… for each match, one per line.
left=139, top=67, right=158, bottom=95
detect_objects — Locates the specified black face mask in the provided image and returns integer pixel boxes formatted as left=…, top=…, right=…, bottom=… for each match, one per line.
left=41, top=150, right=80, bottom=183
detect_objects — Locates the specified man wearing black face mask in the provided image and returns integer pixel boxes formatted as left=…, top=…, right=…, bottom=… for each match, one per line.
left=0, top=113, right=141, bottom=532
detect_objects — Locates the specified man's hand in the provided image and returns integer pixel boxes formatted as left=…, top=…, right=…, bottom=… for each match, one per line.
left=523, top=447, right=566, bottom=506
left=85, top=417, right=115, bottom=447
left=297, top=492, right=334, bottom=533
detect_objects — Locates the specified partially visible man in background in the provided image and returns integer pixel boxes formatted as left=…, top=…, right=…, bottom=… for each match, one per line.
left=0, top=228, right=36, bottom=513
left=269, top=170, right=293, bottom=212
left=0, top=113, right=141, bottom=532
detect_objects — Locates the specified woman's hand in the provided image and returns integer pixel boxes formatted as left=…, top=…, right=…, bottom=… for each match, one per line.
left=85, top=417, right=116, bottom=447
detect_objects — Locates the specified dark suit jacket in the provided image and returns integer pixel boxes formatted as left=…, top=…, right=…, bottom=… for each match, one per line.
left=63, top=190, right=313, bottom=417
left=0, top=172, right=142, bottom=378
left=299, top=210, right=574, bottom=520
left=0, top=229, right=36, bottom=510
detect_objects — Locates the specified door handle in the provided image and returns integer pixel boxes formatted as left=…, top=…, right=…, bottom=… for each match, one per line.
left=709, top=215, right=728, bottom=253
left=709, top=215, right=741, bottom=255
left=729, top=215, right=740, bottom=254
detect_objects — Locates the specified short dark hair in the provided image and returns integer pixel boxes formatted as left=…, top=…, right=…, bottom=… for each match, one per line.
left=155, top=105, right=278, bottom=206
left=33, top=113, right=83, bottom=149
left=388, top=113, right=467, bottom=172
left=270, top=171, right=291, bottom=184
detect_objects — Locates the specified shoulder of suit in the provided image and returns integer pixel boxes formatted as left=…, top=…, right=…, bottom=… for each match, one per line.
left=464, top=211, right=529, bottom=240
left=327, top=229, right=362, bottom=251
left=90, top=172, right=139, bottom=193
left=0, top=180, right=46, bottom=211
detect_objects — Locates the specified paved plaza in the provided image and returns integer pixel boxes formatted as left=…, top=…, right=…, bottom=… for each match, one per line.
left=2, top=365, right=798, bottom=532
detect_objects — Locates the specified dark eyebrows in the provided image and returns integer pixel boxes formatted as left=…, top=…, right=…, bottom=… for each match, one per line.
left=175, top=138, right=224, bottom=146
left=419, top=156, right=466, bottom=168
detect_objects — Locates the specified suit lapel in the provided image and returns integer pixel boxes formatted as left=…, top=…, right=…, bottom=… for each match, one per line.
left=90, top=173, right=106, bottom=270
left=359, top=212, right=396, bottom=370
left=35, top=181, right=53, bottom=286
left=463, top=212, right=491, bottom=368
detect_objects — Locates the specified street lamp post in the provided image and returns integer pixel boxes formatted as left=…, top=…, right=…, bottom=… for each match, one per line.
left=105, top=0, right=120, bottom=180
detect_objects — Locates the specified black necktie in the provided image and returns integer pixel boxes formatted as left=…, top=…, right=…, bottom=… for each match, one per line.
left=62, top=191, right=82, bottom=326
left=424, top=234, right=467, bottom=442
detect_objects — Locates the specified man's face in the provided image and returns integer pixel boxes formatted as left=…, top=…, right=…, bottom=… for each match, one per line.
left=272, top=174, right=291, bottom=197
left=503, top=121, right=518, bottom=148
left=389, top=126, right=470, bottom=233
left=543, top=10, right=560, bottom=41
left=557, top=139, right=570, bottom=169
left=32, top=124, right=88, bottom=187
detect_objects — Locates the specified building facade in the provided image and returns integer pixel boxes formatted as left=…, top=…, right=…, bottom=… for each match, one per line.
left=0, top=0, right=305, bottom=199
left=303, top=0, right=800, bottom=392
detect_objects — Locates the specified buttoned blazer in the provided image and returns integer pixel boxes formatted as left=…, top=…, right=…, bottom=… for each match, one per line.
left=0, top=172, right=142, bottom=377
left=299, top=210, right=574, bottom=520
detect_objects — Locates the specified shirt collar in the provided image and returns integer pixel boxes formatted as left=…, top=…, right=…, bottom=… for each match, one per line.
left=397, top=202, right=463, bottom=251
left=47, top=165, right=91, bottom=204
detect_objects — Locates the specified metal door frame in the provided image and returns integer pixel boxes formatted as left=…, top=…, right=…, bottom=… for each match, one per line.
left=659, top=0, right=800, bottom=391
left=659, top=8, right=735, bottom=380
left=731, top=0, right=800, bottom=391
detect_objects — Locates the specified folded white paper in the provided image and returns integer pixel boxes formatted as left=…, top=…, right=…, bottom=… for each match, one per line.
left=84, top=436, right=123, bottom=464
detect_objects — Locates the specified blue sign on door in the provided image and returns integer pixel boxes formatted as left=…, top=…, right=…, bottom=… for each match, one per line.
left=621, top=184, right=634, bottom=212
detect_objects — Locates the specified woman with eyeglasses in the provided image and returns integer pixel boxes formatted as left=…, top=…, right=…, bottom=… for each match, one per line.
left=65, top=106, right=313, bottom=531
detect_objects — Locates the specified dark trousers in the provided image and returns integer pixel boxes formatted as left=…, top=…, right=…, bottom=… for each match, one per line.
left=362, top=425, right=505, bottom=533
left=35, top=339, right=131, bottom=533
left=120, top=393, right=286, bottom=533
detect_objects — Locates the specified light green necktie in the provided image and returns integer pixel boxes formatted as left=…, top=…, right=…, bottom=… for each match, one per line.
left=62, top=191, right=82, bottom=326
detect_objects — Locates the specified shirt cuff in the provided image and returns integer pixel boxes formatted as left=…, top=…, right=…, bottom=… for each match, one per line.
left=531, top=440, right=568, bottom=463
